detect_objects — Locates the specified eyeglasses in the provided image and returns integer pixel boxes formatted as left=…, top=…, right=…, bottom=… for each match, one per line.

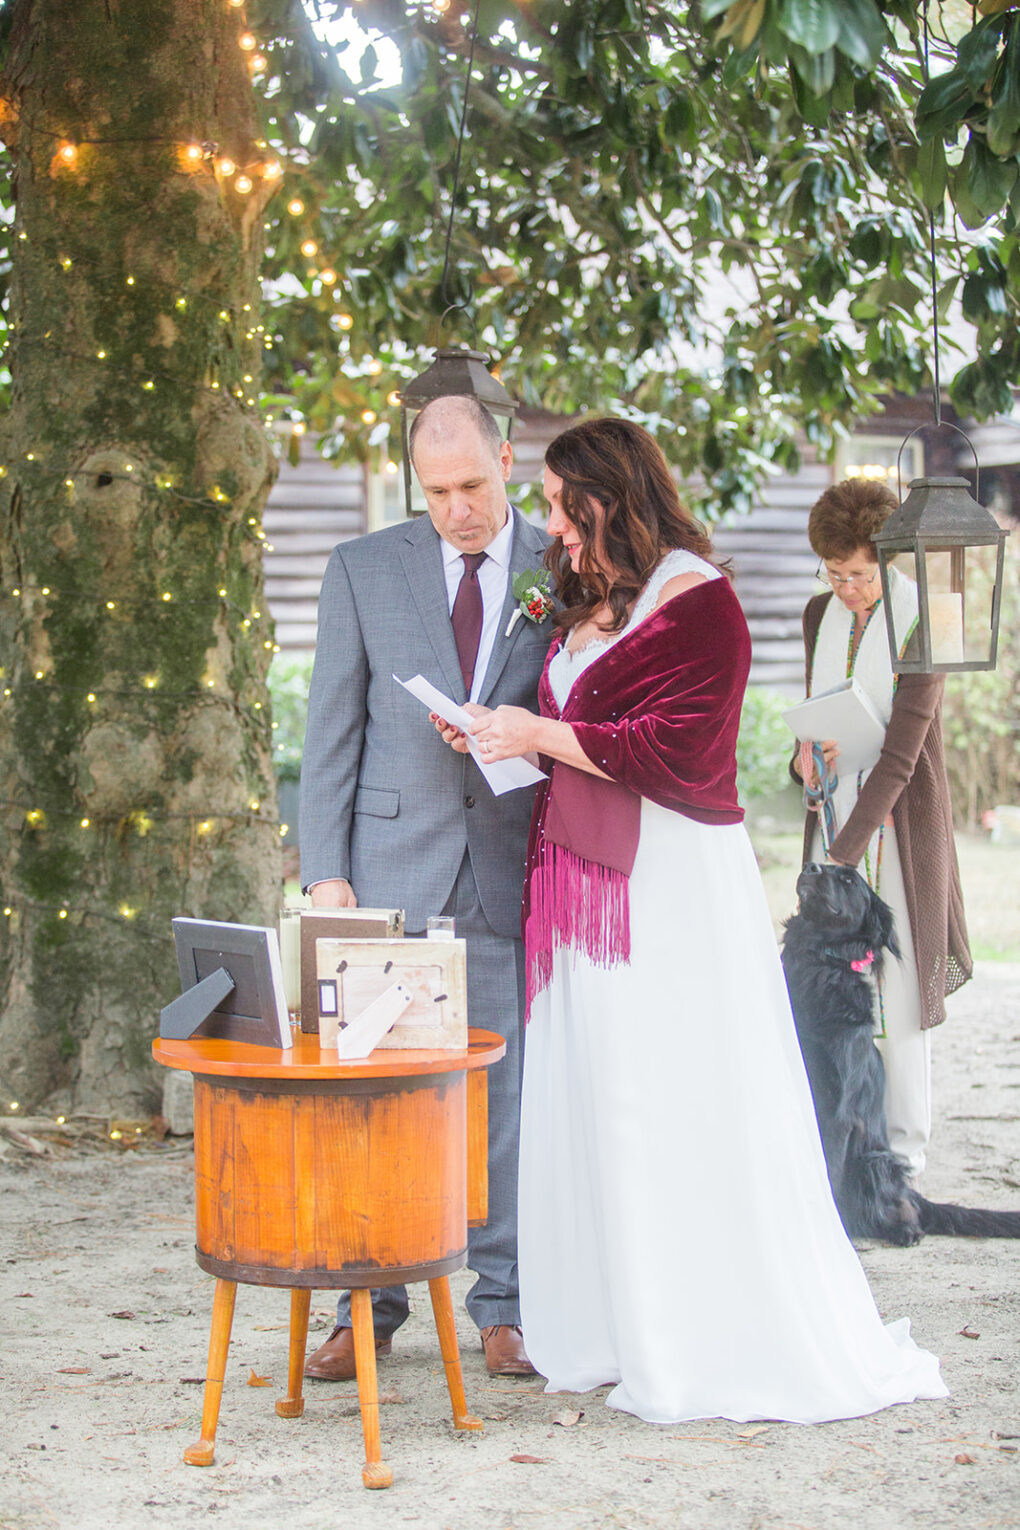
left=815, top=561, right=881, bottom=590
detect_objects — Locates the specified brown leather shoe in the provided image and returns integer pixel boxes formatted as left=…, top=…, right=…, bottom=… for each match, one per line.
left=480, top=1324, right=537, bottom=1376
left=303, top=1325, right=392, bottom=1380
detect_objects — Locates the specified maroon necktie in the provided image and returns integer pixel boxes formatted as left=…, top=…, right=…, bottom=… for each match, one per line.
left=451, top=551, right=487, bottom=695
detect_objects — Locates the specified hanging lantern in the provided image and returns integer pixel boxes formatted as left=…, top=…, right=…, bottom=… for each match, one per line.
left=871, top=476, right=1008, bottom=673
left=399, top=347, right=517, bottom=518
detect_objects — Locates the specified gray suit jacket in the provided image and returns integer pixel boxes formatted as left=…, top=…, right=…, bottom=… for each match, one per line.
left=299, top=509, right=552, bottom=937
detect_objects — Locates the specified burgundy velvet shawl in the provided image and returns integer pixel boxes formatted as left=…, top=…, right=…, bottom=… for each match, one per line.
left=523, top=576, right=750, bottom=1010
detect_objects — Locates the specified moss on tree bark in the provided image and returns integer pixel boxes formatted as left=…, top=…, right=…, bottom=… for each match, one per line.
left=0, top=0, right=282, bottom=1112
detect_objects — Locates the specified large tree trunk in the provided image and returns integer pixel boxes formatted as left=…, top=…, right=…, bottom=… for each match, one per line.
left=0, top=0, right=281, bottom=1113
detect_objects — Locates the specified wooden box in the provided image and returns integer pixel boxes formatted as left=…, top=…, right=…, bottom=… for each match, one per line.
left=298, top=909, right=403, bottom=1032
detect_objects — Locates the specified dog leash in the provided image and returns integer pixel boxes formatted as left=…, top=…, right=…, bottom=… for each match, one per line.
left=800, top=741, right=837, bottom=854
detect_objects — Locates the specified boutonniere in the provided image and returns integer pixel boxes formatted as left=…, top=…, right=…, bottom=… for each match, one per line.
left=505, top=569, right=554, bottom=638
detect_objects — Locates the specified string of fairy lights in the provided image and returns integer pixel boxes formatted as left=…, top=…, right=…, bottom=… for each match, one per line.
left=0, top=1, right=348, bottom=940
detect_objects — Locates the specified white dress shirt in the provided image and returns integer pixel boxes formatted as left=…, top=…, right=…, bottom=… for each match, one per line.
left=440, top=510, right=514, bottom=702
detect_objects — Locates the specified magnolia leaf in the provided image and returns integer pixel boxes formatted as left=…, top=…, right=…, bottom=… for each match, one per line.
left=834, top=0, right=885, bottom=66
left=917, top=136, right=948, bottom=211
left=778, top=0, right=840, bottom=55
left=552, top=1409, right=583, bottom=1426
left=247, top=1368, right=272, bottom=1387
left=956, top=15, right=1004, bottom=94
left=963, top=136, right=1018, bottom=218
left=789, top=42, right=836, bottom=96
left=510, top=1453, right=549, bottom=1464
left=916, top=70, right=975, bottom=139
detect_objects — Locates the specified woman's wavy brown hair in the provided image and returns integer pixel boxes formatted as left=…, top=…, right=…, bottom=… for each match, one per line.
left=544, top=417, right=722, bottom=633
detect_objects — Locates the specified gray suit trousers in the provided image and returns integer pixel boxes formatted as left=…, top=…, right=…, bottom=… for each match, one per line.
left=335, top=851, right=525, bottom=1334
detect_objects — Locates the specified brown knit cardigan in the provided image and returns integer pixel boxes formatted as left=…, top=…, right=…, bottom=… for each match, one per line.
left=798, top=592, right=972, bottom=1029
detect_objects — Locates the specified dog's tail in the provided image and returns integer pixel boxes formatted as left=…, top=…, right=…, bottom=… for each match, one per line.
left=913, top=1193, right=1020, bottom=1238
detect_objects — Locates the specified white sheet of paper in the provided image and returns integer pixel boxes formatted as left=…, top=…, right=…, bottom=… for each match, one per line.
left=394, top=674, right=547, bottom=796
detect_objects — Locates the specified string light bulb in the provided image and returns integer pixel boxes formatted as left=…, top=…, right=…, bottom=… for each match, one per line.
left=263, top=161, right=282, bottom=180
left=235, top=174, right=253, bottom=195
left=183, top=143, right=203, bottom=166
left=337, top=312, right=353, bottom=330
left=300, top=239, right=318, bottom=258
left=318, top=267, right=337, bottom=286
left=361, top=409, right=377, bottom=424
left=57, top=142, right=78, bottom=168
left=287, top=197, right=304, bottom=216
left=251, top=53, right=267, bottom=70
left=238, top=31, right=256, bottom=49
left=217, top=157, right=236, bottom=177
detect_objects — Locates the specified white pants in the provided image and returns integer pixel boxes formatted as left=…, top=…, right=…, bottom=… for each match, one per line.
left=811, top=823, right=932, bottom=1177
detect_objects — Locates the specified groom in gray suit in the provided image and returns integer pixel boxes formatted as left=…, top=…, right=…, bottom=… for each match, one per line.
left=299, top=394, right=550, bottom=1377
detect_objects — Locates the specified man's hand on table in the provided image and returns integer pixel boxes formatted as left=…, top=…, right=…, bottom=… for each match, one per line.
left=310, top=879, right=358, bottom=909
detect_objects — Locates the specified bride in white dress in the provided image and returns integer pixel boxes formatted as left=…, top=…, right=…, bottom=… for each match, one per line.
left=440, top=418, right=946, bottom=1425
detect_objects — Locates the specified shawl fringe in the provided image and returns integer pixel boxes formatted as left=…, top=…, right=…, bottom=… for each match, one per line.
left=524, top=840, right=631, bottom=1015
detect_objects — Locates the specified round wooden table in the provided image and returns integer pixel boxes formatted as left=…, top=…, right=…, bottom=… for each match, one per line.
left=152, top=1028, right=505, bottom=1489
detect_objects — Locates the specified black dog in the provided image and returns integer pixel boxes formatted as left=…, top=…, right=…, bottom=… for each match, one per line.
left=782, top=861, right=1020, bottom=1246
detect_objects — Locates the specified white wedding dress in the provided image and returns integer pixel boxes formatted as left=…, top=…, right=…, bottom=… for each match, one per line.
left=517, top=550, right=947, bottom=1424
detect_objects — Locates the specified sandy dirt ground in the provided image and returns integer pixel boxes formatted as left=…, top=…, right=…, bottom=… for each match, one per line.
left=2, top=960, right=1019, bottom=1530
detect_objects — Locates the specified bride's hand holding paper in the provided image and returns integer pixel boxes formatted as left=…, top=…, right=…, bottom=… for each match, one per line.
left=468, top=704, right=539, bottom=763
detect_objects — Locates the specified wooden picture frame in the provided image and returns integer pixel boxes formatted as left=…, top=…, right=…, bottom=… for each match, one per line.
left=169, top=918, right=291, bottom=1048
left=298, top=908, right=404, bottom=1032
left=315, top=936, right=467, bottom=1051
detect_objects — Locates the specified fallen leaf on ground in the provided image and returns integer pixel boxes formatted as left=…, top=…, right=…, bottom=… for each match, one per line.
left=247, top=1369, right=272, bottom=1387
left=179, top=1378, right=206, bottom=1385
left=57, top=1367, right=90, bottom=1375
left=737, top=1426, right=771, bottom=1439
left=510, top=1454, right=548, bottom=1464
left=959, top=1327, right=980, bottom=1339
left=955, top=1453, right=977, bottom=1465
left=551, top=1409, right=583, bottom=1427
left=15, top=1292, right=34, bottom=1299
left=109, top=1311, right=135, bottom=1320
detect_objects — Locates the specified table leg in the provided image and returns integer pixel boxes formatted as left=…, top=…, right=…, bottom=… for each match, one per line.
left=428, top=1276, right=483, bottom=1432
left=276, top=1288, right=311, bottom=1419
left=350, top=1287, right=393, bottom=1490
left=184, top=1277, right=237, bottom=1466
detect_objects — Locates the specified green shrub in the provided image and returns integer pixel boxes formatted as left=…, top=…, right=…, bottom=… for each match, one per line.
left=736, top=686, right=796, bottom=805
left=942, top=534, right=1019, bottom=827
left=267, top=653, right=314, bottom=784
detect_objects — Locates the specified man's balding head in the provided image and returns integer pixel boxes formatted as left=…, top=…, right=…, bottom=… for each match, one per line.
left=408, top=395, right=504, bottom=467
left=408, top=395, right=513, bottom=553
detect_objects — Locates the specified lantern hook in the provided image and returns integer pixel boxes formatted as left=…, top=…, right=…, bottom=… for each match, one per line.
left=896, top=421, right=980, bottom=504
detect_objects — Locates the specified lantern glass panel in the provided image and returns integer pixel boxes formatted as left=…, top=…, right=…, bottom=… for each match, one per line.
left=883, top=545, right=1001, bottom=669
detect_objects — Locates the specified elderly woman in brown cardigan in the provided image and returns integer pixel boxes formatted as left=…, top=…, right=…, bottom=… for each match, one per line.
left=793, top=479, right=972, bottom=1178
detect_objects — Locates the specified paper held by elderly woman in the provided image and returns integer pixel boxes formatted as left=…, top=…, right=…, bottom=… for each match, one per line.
left=782, top=678, right=887, bottom=776
left=394, top=673, right=547, bottom=795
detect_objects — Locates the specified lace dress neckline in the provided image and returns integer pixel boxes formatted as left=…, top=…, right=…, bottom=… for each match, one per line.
left=549, top=549, right=720, bottom=707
